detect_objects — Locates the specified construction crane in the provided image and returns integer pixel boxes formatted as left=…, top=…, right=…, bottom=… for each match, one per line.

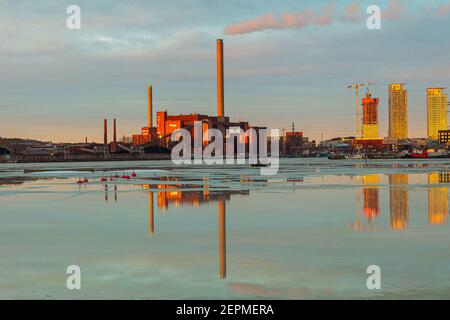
left=347, top=81, right=376, bottom=137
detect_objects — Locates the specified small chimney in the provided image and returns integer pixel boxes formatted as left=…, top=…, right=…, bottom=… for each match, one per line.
left=113, top=118, right=117, bottom=143
left=148, top=85, right=153, bottom=128
left=217, top=39, right=224, bottom=118
left=104, top=119, right=108, bottom=146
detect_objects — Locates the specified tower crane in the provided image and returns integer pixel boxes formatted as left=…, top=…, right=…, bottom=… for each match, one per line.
left=347, top=81, right=376, bottom=137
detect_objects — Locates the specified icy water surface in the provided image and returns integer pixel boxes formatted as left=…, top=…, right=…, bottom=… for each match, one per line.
left=1, top=158, right=450, bottom=299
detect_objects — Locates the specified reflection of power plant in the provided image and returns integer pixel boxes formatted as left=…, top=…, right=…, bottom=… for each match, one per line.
left=389, top=174, right=409, bottom=231
left=141, top=183, right=248, bottom=279
left=152, top=182, right=249, bottom=211
left=428, top=172, right=449, bottom=225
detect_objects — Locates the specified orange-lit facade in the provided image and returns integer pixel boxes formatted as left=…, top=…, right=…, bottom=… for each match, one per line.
left=361, top=90, right=379, bottom=139
left=156, top=110, right=259, bottom=149
left=388, top=84, right=408, bottom=140
left=355, top=89, right=383, bottom=148
left=156, top=112, right=212, bottom=142
left=427, top=88, right=448, bottom=140
left=133, top=126, right=157, bottom=146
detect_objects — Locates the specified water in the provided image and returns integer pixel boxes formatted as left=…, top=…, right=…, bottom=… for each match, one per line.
left=1, top=158, right=450, bottom=299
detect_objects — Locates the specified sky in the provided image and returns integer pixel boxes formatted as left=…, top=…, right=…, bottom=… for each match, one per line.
left=0, top=0, right=449, bottom=143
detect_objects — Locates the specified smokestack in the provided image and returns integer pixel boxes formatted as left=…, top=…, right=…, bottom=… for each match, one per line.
left=113, top=118, right=117, bottom=143
left=217, top=39, right=224, bottom=118
left=148, top=85, right=153, bottom=128
left=103, top=119, right=108, bottom=146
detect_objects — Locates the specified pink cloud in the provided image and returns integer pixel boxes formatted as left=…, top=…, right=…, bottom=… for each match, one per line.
left=282, top=10, right=314, bottom=28
left=383, top=0, right=403, bottom=20
left=435, top=3, right=450, bottom=17
left=343, top=1, right=360, bottom=22
left=223, top=13, right=279, bottom=35
left=223, top=1, right=337, bottom=35
left=314, top=1, right=336, bottom=25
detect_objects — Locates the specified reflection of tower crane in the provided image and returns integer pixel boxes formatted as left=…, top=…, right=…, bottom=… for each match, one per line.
left=347, top=82, right=376, bottom=137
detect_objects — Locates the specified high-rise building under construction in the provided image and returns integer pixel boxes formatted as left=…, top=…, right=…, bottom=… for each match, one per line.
left=361, top=89, right=379, bottom=139
left=427, top=88, right=447, bottom=140
left=388, top=84, right=408, bottom=140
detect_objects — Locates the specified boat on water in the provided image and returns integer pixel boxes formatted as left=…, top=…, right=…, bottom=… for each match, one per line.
left=251, top=163, right=268, bottom=167
left=328, top=154, right=346, bottom=160
left=410, top=150, right=428, bottom=158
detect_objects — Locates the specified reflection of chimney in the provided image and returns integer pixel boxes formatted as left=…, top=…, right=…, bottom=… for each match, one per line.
left=104, top=185, right=108, bottom=202
left=113, top=118, right=117, bottom=143
left=149, top=191, right=154, bottom=238
left=218, top=199, right=226, bottom=279
left=148, top=85, right=153, bottom=128
left=103, top=119, right=108, bottom=146
left=217, top=39, right=224, bottom=118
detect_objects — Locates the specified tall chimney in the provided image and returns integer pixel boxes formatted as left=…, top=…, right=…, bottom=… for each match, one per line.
left=103, top=119, right=108, bottom=146
left=148, top=85, right=153, bottom=128
left=217, top=39, right=224, bottom=118
left=113, top=118, right=117, bottom=143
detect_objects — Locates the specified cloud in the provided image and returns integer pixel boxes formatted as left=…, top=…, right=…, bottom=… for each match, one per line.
left=435, top=3, right=450, bottom=17
left=383, top=0, right=403, bottom=21
left=343, top=1, right=360, bottom=22
left=224, top=1, right=338, bottom=35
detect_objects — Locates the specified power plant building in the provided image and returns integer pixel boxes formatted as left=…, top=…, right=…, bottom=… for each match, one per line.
left=133, top=85, right=157, bottom=146
left=132, top=39, right=266, bottom=150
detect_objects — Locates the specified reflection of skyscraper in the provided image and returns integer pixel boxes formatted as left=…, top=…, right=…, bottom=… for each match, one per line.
left=362, top=175, right=380, bottom=221
left=148, top=191, right=154, bottom=238
left=388, top=84, right=408, bottom=140
left=389, top=174, right=409, bottom=231
left=218, top=199, right=226, bottom=279
left=428, top=173, right=448, bottom=225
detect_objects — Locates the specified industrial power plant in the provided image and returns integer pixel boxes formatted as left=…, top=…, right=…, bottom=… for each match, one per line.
left=0, top=39, right=449, bottom=162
